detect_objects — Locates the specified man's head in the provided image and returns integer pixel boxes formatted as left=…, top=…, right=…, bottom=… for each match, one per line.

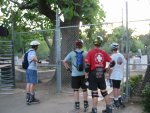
left=93, top=36, right=103, bottom=47
left=75, top=39, right=83, bottom=49
left=30, top=40, right=40, bottom=50
left=111, top=43, right=119, bottom=51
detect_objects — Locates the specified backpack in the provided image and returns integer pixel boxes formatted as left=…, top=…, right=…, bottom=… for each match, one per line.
left=73, top=51, right=84, bottom=71
left=22, top=50, right=33, bottom=69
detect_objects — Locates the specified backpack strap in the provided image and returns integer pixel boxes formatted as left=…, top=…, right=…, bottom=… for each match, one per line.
left=74, top=50, right=83, bottom=54
left=27, top=50, right=34, bottom=64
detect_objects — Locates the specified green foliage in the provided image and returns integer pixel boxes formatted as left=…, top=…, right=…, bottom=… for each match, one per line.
left=37, top=41, right=49, bottom=60
left=0, top=0, right=105, bottom=57
left=129, top=75, right=142, bottom=89
left=138, top=34, right=150, bottom=54
left=123, top=75, right=142, bottom=97
left=130, top=38, right=144, bottom=53
left=102, top=26, right=145, bottom=53
left=142, top=84, right=150, bottom=112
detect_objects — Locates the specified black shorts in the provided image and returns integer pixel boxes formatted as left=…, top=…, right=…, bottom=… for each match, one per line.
left=71, top=76, right=87, bottom=89
left=88, top=69, right=106, bottom=91
left=112, top=80, right=121, bottom=88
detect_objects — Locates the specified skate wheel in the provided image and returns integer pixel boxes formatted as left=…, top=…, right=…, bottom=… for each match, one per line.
left=26, top=102, right=31, bottom=105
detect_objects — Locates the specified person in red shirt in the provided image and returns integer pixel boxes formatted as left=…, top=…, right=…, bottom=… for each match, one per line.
left=85, top=36, right=112, bottom=113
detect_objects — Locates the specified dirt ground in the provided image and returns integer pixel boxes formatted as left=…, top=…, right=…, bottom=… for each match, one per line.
left=0, top=81, right=145, bottom=113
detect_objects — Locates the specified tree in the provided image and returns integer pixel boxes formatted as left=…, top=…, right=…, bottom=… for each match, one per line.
left=103, top=26, right=144, bottom=54
left=0, top=0, right=105, bottom=84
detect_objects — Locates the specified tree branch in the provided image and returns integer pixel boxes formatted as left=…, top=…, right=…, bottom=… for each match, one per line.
left=10, top=0, right=38, bottom=10
left=37, top=0, right=56, bottom=22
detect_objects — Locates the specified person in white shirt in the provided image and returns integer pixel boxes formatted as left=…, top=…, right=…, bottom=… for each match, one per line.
left=109, top=43, right=126, bottom=108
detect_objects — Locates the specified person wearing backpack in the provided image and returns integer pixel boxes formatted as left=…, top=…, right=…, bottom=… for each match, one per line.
left=63, top=39, right=89, bottom=111
left=25, top=40, right=41, bottom=105
left=85, top=36, right=113, bottom=113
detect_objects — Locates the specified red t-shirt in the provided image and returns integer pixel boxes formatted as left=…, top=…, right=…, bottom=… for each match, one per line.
left=85, top=48, right=111, bottom=71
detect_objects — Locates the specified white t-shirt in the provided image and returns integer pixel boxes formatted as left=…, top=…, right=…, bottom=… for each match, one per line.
left=110, top=52, right=126, bottom=80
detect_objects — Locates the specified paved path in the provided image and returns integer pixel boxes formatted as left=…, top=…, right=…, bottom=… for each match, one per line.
left=0, top=55, right=146, bottom=113
left=0, top=86, right=143, bottom=113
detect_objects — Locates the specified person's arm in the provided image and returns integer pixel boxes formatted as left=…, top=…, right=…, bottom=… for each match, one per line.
left=32, top=56, right=41, bottom=63
left=63, top=60, right=70, bottom=70
left=63, top=52, right=72, bottom=72
left=85, top=64, right=90, bottom=79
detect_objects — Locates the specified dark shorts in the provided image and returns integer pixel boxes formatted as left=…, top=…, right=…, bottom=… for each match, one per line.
left=26, top=69, right=38, bottom=84
left=112, top=79, right=121, bottom=88
left=71, top=76, right=87, bottom=89
left=88, top=69, right=106, bottom=91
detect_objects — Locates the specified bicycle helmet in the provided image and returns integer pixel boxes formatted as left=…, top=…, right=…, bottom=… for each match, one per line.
left=30, top=40, right=40, bottom=46
left=93, top=36, right=103, bottom=46
left=111, top=43, right=119, bottom=50
left=75, top=39, right=83, bottom=47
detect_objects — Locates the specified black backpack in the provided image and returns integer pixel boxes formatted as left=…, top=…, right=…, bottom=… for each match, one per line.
left=73, top=51, right=84, bottom=72
left=22, top=50, right=33, bottom=69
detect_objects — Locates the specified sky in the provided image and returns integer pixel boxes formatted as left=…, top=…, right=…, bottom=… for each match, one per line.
left=100, top=0, right=150, bottom=35
left=0, top=0, right=149, bottom=35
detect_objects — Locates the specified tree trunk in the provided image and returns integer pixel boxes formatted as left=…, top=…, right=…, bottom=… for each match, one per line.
left=141, top=45, right=150, bottom=87
left=61, top=26, right=80, bottom=84
left=49, top=18, right=80, bottom=88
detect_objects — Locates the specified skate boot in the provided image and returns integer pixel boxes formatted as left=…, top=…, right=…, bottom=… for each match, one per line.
left=118, top=97, right=125, bottom=108
left=91, top=108, right=97, bottom=113
left=84, top=100, right=89, bottom=112
left=27, top=94, right=40, bottom=105
left=102, top=105, right=112, bottom=113
left=26, top=93, right=30, bottom=103
left=113, top=99, right=120, bottom=108
left=74, top=102, right=80, bottom=110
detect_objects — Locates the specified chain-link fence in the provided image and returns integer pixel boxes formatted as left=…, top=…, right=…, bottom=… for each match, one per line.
left=13, top=29, right=56, bottom=89
left=11, top=13, right=150, bottom=101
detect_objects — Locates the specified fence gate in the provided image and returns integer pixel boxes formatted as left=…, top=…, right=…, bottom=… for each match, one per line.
left=0, top=38, right=15, bottom=94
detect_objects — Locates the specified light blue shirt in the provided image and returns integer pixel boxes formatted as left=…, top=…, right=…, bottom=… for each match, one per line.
left=27, top=49, right=37, bottom=70
left=64, top=49, right=87, bottom=77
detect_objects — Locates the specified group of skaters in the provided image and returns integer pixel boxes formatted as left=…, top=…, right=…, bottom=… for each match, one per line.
left=63, top=36, right=126, bottom=113
left=24, top=36, right=126, bottom=113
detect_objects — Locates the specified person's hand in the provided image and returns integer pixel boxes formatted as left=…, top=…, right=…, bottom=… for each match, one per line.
left=38, top=60, right=42, bottom=63
left=67, top=68, right=72, bottom=73
left=85, top=73, right=88, bottom=79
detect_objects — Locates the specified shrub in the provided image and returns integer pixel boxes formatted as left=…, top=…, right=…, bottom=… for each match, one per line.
left=142, top=84, right=150, bottom=113
left=123, top=75, right=142, bottom=97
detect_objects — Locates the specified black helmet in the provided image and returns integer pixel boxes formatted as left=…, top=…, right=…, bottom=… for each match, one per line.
left=93, top=36, right=103, bottom=46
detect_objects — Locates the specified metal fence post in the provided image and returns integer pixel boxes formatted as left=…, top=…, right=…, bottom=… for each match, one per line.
left=11, top=15, right=15, bottom=88
left=55, top=11, right=61, bottom=93
left=125, top=1, right=129, bottom=101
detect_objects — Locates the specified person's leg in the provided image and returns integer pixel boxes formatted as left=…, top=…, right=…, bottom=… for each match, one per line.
left=81, top=76, right=89, bottom=110
left=25, top=70, right=31, bottom=102
left=72, top=76, right=80, bottom=109
left=83, top=89, right=89, bottom=109
left=99, top=78, right=112, bottom=113
left=74, top=89, right=80, bottom=109
left=116, top=80, right=124, bottom=106
left=101, top=90, right=110, bottom=104
left=112, top=80, right=121, bottom=107
left=91, top=90, right=98, bottom=113
left=100, top=90, right=112, bottom=113
left=28, top=70, right=39, bottom=103
left=26, top=83, right=30, bottom=102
